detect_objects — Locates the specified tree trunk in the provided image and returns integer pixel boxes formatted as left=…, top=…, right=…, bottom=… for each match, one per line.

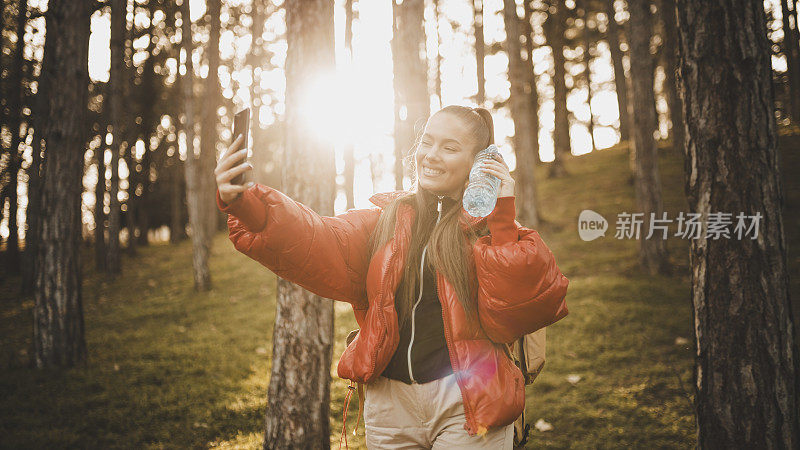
left=33, top=0, right=90, bottom=369
left=604, top=0, right=632, bottom=143
left=578, top=0, right=597, bottom=153
left=628, top=0, right=669, bottom=275
left=135, top=1, right=157, bottom=247
left=21, top=117, right=42, bottom=295
left=473, top=0, right=486, bottom=105
left=343, top=0, right=355, bottom=211
left=522, top=0, right=542, bottom=160
left=391, top=0, right=429, bottom=190
left=21, top=35, right=45, bottom=293
left=675, top=0, right=800, bottom=446
left=106, top=0, right=125, bottom=275
left=181, top=0, right=211, bottom=291
left=245, top=0, right=268, bottom=186
left=502, top=0, right=540, bottom=228
left=94, top=144, right=107, bottom=269
left=262, top=1, right=336, bottom=447
left=169, top=158, right=186, bottom=243
left=781, top=0, right=800, bottom=124
left=656, top=0, right=684, bottom=156
left=4, top=0, right=29, bottom=270
left=201, top=0, right=222, bottom=239
left=545, top=0, right=570, bottom=178
left=123, top=16, right=138, bottom=256
left=0, top=0, right=5, bottom=40
left=433, top=0, right=442, bottom=106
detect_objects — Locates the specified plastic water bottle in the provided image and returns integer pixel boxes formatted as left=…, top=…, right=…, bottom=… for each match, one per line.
left=463, top=144, right=502, bottom=218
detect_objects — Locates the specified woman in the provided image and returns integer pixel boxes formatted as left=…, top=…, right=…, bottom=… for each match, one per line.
left=214, top=105, right=570, bottom=449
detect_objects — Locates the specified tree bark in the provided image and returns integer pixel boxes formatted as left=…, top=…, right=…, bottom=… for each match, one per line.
left=675, top=0, right=800, bottom=446
left=391, top=0, right=429, bottom=190
left=33, top=0, right=90, bottom=369
left=473, top=0, right=486, bottom=105
left=106, top=0, right=126, bottom=275
left=181, top=0, right=211, bottom=291
left=628, top=0, right=669, bottom=275
left=201, top=0, right=222, bottom=239
left=658, top=0, right=685, bottom=154
left=502, top=0, right=540, bottom=228
left=604, top=0, right=632, bottom=143
left=94, top=143, right=107, bottom=269
left=262, top=1, right=336, bottom=448
left=545, top=0, right=570, bottom=178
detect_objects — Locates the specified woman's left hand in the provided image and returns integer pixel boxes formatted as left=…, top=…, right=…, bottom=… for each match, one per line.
left=479, top=153, right=515, bottom=197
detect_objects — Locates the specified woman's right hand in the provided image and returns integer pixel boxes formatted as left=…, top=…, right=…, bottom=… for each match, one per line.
left=215, top=134, right=253, bottom=205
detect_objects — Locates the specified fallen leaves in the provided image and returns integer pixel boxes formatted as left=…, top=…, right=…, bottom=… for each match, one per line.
left=534, top=418, right=553, bottom=432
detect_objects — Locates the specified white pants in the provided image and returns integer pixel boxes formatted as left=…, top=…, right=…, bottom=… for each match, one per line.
left=364, top=372, right=514, bottom=449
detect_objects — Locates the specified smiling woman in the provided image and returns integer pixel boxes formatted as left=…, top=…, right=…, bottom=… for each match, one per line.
left=415, top=113, right=477, bottom=199
left=215, top=103, right=569, bottom=449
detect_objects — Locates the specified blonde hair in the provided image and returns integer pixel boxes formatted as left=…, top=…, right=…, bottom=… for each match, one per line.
left=368, top=105, right=495, bottom=329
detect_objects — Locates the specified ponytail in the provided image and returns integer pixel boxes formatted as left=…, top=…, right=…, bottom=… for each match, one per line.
left=470, top=107, right=495, bottom=149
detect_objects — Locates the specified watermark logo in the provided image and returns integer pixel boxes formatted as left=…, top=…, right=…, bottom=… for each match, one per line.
left=578, top=210, right=762, bottom=241
left=578, top=210, right=608, bottom=241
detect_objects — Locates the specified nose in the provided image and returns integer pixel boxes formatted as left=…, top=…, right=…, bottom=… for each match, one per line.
left=422, top=143, right=444, bottom=164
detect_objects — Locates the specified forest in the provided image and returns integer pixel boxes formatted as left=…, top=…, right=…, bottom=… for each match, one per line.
left=1, top=0, right=798, bottom=448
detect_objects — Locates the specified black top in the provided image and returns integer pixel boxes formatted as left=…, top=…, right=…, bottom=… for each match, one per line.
left=381, top=192, right=459, bottom=384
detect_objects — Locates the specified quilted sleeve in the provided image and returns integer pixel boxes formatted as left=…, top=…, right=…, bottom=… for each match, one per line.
left=473, top=196, right=570, bottom=344
left=216, top=184, right=381, bottom=309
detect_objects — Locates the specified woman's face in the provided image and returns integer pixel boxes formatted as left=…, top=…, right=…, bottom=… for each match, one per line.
left=414, top=113, right=478, bottom=199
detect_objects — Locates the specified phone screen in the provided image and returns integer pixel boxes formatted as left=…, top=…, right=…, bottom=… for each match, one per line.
left=230, top=107, right=251, bottom=186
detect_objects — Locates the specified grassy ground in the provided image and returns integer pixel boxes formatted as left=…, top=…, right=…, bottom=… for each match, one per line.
left=1, top=133, right=797, bottom=449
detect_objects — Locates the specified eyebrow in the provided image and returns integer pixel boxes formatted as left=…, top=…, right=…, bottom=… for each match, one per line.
left=421, top=133, right=463, bottom=146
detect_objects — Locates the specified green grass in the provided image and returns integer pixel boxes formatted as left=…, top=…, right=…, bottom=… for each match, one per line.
left=1, top=132, right=797, bottom=449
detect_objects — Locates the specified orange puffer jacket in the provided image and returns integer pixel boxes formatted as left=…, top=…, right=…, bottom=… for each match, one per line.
left=216, top=184, right=570, bottom=437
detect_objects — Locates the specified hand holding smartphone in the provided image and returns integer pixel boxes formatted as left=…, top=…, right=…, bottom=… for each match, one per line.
left=214, top=107, right=253, bottom=205
left=229, top=107, right=251, bottom=186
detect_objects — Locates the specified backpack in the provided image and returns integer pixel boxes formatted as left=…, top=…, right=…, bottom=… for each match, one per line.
left=502, top=328, right=547, bottom=449
left=478, top=223, right=547, bottom=447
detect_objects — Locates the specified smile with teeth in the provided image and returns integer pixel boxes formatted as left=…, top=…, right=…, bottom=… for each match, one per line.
left=423, top=166, right=445, bottom=176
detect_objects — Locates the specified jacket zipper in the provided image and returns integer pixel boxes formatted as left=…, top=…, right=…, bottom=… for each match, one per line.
left=407, top=196, right=443, bottom=384
left=436, top=199, right=477, bottom=435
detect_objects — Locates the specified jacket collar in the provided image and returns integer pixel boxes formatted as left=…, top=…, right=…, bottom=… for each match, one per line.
left=368, top=190, right=487, bottom=231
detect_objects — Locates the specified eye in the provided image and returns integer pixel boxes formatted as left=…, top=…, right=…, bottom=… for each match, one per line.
left=421, top=141, right=432, bottom=147
left=445, top=146, right=458, bottom=152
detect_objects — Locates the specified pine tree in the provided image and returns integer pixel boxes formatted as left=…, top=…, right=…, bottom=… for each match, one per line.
left=262, top=0, right=337, bottom=446
left=33, top=0, right=91, bottom=369
left=675, top=0, right=800, bottom=445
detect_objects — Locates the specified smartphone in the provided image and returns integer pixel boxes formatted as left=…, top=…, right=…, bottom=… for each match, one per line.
left=230, top=107, right=251, bottom=186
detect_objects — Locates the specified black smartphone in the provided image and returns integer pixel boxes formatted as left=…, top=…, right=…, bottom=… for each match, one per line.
left=230, top=107, right=251, bottom=186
